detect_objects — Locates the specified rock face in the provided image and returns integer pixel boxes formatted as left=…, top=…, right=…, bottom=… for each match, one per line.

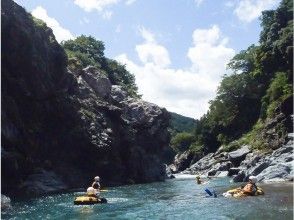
left=2, top=0, right=170, bottom=197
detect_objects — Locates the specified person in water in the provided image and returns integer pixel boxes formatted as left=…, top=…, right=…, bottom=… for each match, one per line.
left=87, top=176, right=101, bottom=197
left=196, top=176, right=202, bottom=184
left=242, top=176, right=257, bottom=195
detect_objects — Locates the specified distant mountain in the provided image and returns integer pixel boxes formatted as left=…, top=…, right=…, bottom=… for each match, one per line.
left=169, top=112, right=196, bottom=134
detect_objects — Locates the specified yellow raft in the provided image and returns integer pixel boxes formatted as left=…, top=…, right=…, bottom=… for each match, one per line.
left=74, top=195, right=107, bottom=205
left=223, top=187, right=264, bottom=198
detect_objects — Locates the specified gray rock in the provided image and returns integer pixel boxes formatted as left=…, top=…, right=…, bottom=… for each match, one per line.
left=122, top=99, right=164, bottom=127
left=81, top=66, right=111, bottom=99
left=233, top=138, right=293, bottom=183
left=21, top=170, right=67, bottom=195
left=173, top=151, right=194, bottom=172
left=110, top=85, right=128, bottom=102
left=228, top=145, right=251, bottom=166
left=217, top=171, right=229, bottom=177
left=256, top=162, right=293, bottom=182
left=1, top=195, right=11, bottom=210
left=219, top=161, right=233, bottom=171
left=233, top=171, right=246, bottom=182
left=248, top=162, right=270, bottom=176
left=228, top=168, right=240, bottom=176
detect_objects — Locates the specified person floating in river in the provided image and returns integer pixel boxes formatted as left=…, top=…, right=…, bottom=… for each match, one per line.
left=86, top=176, right=101, bottom=198
left=242, top=176, right=258, bottom=195
left=196, top=176, right=202, bottom=184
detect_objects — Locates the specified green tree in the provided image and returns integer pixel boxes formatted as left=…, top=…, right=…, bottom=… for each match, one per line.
left=170, top=132, right=195, bottom=153
left=62, top=35, right=139, bottom=97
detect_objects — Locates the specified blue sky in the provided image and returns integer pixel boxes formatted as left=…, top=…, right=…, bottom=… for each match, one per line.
left=14, top=0, right=281, bottom=119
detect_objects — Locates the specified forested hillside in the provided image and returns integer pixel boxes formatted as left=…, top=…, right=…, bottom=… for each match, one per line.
left=176, top=0, right=293, bottom=157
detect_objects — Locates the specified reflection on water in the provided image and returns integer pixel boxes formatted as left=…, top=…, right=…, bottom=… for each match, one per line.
left=2, top=177, right=293, bottom=220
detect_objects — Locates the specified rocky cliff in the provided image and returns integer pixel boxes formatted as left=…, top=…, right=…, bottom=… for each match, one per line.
left=1, top=0, right=170, bottom=197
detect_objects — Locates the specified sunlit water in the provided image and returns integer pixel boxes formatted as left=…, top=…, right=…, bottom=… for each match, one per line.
left=2, top=176, right=293, bottom=220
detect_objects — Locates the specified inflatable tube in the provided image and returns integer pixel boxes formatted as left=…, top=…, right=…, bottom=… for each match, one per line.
left=223, top=187, right=264, bottom=198
left=74, top=196, right=107, bottom=205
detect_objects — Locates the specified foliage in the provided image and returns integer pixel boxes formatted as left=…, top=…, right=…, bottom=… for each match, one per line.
left=62, top=35, right=104, bottom=68
left=189, top=142, right=204, bottom=154
left=221, top=141, right=241, bottom=152
left=170, top=132, right=195, bottom=153
left=61, top=35, right=139, bottom=97
left=169, top=112, right=196, bottom=136
left=189, top=0, right=293, bottom=154
left=261, top=72, right=293, bottom=118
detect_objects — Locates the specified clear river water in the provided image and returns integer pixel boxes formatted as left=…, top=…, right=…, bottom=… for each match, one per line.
left=2, top=176, right=293, bottom=220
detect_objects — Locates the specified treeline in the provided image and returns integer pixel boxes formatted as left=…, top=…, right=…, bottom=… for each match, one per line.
left=61, top=36, right=139, bottom=97
left=171, top=0, right=293, bottom=155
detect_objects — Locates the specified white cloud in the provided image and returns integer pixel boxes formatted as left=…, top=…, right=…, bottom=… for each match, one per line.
left=74, top=0, right=119, bottom=12
left=74, top=0, right=136, bottom=13
left=234, top=0, right=280, bottom=23
left=115, top=25, right=235, bottom=118
left=32, top=6, right=74, bottom=42
left=135, top=27, right=171, bottom=68
left=188, top=25, right=235, bottom=82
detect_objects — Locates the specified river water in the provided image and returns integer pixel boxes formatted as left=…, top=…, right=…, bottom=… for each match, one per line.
left=2, top=176, right=293, bottom=220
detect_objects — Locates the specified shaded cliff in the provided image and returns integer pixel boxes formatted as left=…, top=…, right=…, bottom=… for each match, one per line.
left=1, top=0, right=170, bottom=197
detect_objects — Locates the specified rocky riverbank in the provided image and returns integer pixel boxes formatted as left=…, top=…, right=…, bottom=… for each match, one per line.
left=167, top=131, right=293, bottom=182
left=167, top=110, right=293, bottom=183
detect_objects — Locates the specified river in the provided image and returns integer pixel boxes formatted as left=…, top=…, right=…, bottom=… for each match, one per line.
left=2, top=176, right=293, bottom=220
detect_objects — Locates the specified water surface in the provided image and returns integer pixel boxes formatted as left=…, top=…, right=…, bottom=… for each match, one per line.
left=2, top=177, right=293, bottom=220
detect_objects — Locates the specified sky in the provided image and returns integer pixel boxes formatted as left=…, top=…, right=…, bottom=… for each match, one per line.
left=14, top=0, right=281, bottom=119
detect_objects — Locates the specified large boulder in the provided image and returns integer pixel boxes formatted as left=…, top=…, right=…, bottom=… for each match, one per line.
left=173, top=151, right=194, bottom=172
left=228, top=145, right=251, bottom=166
left=81, top=66, right=112, bottom=99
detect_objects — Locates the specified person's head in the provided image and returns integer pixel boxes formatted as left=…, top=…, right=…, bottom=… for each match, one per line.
left=94, top=176, right=100, bottom=182
left=248, top=176, right=257, bottom=184
left=196, top=176, right=200, bottom=179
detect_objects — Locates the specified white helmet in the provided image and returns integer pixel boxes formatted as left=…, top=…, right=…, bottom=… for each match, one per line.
left=94, top=176, right=100, bottom=182
left=87, top=187, right=95, bottom=195
left=249, top=176, right=257, bottom=183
